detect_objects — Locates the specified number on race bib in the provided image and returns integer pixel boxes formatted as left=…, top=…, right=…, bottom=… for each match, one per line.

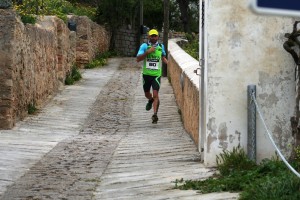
left=146, top=58, right=159, bottom=70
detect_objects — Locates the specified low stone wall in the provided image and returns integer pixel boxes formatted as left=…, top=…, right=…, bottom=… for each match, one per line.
left=167, top=39, right=200, bottom=145
left=0, top=9, right=110, bottom=129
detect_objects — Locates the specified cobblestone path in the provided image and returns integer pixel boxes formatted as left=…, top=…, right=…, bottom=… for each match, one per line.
left=0, top=58, right=141, bottom=200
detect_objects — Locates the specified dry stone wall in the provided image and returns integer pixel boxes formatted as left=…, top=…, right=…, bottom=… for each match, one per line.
left=0, top=9, right=110, bottom=129
left=115, top=26, right=139, bottom=57
left=68, top=15, right=111, bottom=67
left=0, top=0, right=12, bottom=9
left=114, top=26, right=168, bottom=57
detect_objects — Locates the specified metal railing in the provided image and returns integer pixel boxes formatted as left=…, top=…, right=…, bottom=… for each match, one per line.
left=250, top=91, right=300, bottom=178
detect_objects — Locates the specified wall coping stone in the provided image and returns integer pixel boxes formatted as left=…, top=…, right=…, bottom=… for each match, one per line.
left=169, top=39, right=199, bottom=90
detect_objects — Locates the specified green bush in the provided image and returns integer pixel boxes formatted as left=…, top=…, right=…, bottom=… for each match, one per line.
left=85, top=58, right=107, bottom=69
left=84, top=51, right=118, bottom=69
left=28, top=102, right=37, bottom=114
left=20, top=13, right=37, bottom=24
left=65, top=75, right=75, bottom=85
left=65, top=65, right=82, bottom=85
left=13, top=0, right=96, bottom=24
left=216, top=146, right=257, bottom=176
left=174, top=147, right=300, bottom=199
left=240, top=171, right=300, bottom=200
left=182, top=34, right=199, bottom=60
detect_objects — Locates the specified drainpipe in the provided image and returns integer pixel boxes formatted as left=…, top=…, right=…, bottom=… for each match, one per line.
left=247, top=85, right=256, bottom=162
left=199, top=0, right=207, bottom=161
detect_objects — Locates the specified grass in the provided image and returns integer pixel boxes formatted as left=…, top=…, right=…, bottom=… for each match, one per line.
left=65, top=65, right=82, bottom=85
left=174, top=146, right=300, bottom=200
left=65, top=50, right=118, bottom=84
left=28, top=102, right=37, bottom=114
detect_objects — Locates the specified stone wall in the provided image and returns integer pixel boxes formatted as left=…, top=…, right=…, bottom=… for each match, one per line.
left=114, top=26, right=176, bottom=56
left=115, top=26, right=139, bottom=57
left=0, top=0, right=12, bottom=9
left=68, top=16, right=110, bottom=66
left=0, top=9, right=110, bottom=129
left=167, top=39, right=200, bottom=145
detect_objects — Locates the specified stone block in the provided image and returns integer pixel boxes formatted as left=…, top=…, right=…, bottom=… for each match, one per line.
left=0, top=0, right=12, bottom=9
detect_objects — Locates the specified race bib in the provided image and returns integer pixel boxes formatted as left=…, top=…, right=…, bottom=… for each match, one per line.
left=146, top=58, right=159, bottom=70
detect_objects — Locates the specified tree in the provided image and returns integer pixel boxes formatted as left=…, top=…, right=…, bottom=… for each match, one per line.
left=176, top=0, right=190, bottom=33
left=94, top=0, right=198, bottom=51
left=95, top=0, right=139, bottom=49
left=174, top=0, right=198, bottom=33
left=95, top=0, right=168, bottom=50
left=66, top=0, right=99, bottom=6
left=143, top=0, right=164, bottom=30
left=69, top=0, right=199, bottom=33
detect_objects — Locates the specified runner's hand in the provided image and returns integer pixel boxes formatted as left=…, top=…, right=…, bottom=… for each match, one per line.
left=146, top=46, right=156, bottom=54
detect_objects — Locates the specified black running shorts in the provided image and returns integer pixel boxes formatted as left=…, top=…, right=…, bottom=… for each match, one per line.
left=143, top=74, right=161, bottom=92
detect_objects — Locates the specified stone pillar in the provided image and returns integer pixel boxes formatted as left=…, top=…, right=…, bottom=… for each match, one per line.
left=0, top=0, right=12, bottom=9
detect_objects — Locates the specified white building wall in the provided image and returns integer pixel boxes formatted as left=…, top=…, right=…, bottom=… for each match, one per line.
left=203, top=0, right=297, bottom=166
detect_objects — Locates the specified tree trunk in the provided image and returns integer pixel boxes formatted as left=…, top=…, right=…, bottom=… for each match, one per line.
left=176, top=0, right=190, bottom=33
left=163, top=0, right=169, bottom=77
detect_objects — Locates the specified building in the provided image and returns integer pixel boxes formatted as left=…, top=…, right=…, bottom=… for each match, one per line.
left=199, top=0, right=296, bottom=166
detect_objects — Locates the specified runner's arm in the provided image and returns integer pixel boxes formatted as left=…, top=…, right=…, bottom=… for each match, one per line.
left=161, top=44, right=168, bottom=64
left=162, top=56, right=168, bottom=65
left=136, top=46, right=155, bottom=62
left=136, top=51, right=149, bottom=62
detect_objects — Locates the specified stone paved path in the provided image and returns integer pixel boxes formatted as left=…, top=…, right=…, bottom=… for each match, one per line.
left=0, top=57, right=239, bottom=200
left=0, top=58, right=120, bottom=196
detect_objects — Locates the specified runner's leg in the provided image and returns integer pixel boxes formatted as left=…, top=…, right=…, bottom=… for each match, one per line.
left=143, top=75, right=153, bottom=100
left=143, top=75, right=154, bottom=111
left=152, top=76, right=161, bottom=114
left=152, top=90, right=159, bottom=114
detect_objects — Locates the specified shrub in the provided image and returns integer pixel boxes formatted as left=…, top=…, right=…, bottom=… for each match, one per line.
left=180, top=33, right=198, bottom=60
left=20, top=13, right=37, bottom=24
left=174, top=146, right=300, bottom=199
left=65, top=65, right=82, bottom=85
left=65, top=75, right=74, bottom=85
left=240, top=171, right=300, bottom=200
left=13, top=0, right=96, bottom=24
left=216, top=146, right=257, bottom=176
left=28, top=102, right=37, bottom=114
left=84, top=51, right=118, bottom=69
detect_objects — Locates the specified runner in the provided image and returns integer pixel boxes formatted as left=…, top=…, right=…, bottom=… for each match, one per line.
left=136, top=29, right=168, bottom=124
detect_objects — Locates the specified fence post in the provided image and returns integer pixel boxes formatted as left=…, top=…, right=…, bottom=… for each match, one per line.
left=247, top=85, right=256, bottom=162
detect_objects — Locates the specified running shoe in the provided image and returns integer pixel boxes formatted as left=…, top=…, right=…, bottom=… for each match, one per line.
left=152, top=114, right=158, bottom=124
left=146, top=99, right=154, bottom=111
